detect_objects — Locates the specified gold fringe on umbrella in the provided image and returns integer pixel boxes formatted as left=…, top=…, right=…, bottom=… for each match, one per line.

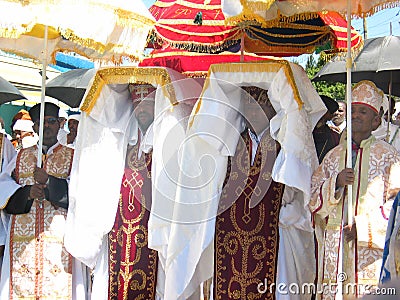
left=81, top=67, right=178, bottom=114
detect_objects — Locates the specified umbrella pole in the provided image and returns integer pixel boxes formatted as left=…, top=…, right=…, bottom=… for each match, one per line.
left=37, top=25, right=48, bottom=167
left=346, top=0, right=353, bottom=229
left=240, top=30, right=244, bottom=62
left=339, top=1, right=354, bottom=298
left=386, top=72, right=393, bottom=142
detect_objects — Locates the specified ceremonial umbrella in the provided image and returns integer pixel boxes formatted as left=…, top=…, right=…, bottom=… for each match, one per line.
left=0, top=75, right=27, bottom=103
left=148, top=0, right=362, bottom=57
left=139, top=45, right=278, bottom=77
left=45, top=68, right=97, bottom=108
left=0, top=0, right=155, bottom=164
left=313, top=35, right=400, bottom=97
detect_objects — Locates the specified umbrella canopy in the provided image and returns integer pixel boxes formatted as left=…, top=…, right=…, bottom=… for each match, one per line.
left=222, top=0, right=400, bottom=21
left=313, top=36, right=400, bottom=96
left=0, top=75, right=27, bottom=103
left=0, top=0, right=155, bottom=64
left=45, top=68, right=97, bottom=108
left=149, top=0, right=362, bottom=56
left=139, top=46, right=278, bottom=77
left=0, top=0, right=155, bottom=166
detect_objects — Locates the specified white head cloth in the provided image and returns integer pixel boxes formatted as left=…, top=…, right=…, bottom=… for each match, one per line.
left=63, top=66, right=202, bottom=274
left=162, top=60, right=327, bottom=300
left=68, top=114, right=81, bottom=122
left=13, top=119, right=34, bottom=132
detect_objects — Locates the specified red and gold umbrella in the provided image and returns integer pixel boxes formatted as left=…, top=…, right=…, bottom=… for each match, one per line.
left=139, top=46, right=278, bottom=77
left=148, top=0, right=362, bottom=56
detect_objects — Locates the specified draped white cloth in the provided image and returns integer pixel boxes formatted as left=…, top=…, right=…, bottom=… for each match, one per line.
left=63, top=67, right=202, bottom=300
left=162, top=61, right=326, bottom=300
left=0, top=135, right=16, bottom=279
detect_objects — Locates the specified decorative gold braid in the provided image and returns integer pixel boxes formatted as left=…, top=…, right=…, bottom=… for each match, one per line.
left=81, top=67, right=177, bottom=114
left=108, top=143, right=156, bottom=299
left=203, top=61, right=303, bottom=108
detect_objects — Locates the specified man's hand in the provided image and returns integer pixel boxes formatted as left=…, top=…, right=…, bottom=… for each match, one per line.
left=343, top=223, right=357, bottom=243
left=29, top=183, right=46, bottom=200
left=33, top=167, right=48, bottom=185
left=336, top=168, right=355, bottom=188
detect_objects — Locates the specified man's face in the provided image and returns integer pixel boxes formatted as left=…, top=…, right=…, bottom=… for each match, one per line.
left=351, top=104, right=380, bottom=136
left=33, top=115, right=60, bottom=145
left=133, top=100, right=155, bottom=132
left=68, top=119, right=79, bottom=136
left=332, top=102, right=346, bottom=125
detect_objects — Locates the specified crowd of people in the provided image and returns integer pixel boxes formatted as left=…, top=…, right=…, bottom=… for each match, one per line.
left=0, top=63, right=399, bottom=300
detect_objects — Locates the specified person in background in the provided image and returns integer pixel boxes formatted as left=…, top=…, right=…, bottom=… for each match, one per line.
left=327, top=100, right=347, bottom=134
left=313, top=95, right=340, bottom=163
left=9, top=109, right=31, bottom=149
left=57, top=109, right=69, bottom=146
left=0, top=102, right=88, bottom=300
left=310, top=80, right=400, bottom=299
left=66, top=113, right=80, bottom=148
left=12, top=119, right=38, bottom=150
left=373, top=96, right=400, bottom=152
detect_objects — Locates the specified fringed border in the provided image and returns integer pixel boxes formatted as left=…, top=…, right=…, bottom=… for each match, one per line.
left=81, top=67, right=177, bottom=114
left=225, top=9, right=321, bottom=27
left=150, top=28, right=242, bottom=53
left=201, top=60, right=303, bottom=109
left=227, top=0, right=400, bottom=22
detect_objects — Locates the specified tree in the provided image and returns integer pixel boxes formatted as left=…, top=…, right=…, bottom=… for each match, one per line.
left=305, top=54, right=346, bottom=101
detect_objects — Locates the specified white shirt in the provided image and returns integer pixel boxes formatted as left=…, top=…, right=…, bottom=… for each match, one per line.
left=248, top=128, right=268, bottom=165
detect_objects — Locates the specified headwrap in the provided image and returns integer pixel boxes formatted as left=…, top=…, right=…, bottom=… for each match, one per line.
left=13, top=119, right=34, bottom=132
left=352, top=80, right=384, bottom=113
left=68, top=114, right=81, bottom=122
left=29, top=102, right=60, bottom=122
left=129, top=83, right=156, bottom=103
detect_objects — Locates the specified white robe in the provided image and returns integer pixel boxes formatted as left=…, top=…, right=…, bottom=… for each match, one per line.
left=0, top=135, right=16, bottom=279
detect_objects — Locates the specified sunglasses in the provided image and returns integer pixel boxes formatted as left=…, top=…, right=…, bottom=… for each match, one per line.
left=34, top=117, right=59, bottom=125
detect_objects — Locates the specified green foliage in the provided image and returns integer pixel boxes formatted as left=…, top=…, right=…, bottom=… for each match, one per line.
left=305, top=55, right=346, bottom=101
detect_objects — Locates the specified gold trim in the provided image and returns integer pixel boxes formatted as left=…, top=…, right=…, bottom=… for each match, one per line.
left=81, top=67, right=177, bottom=114
left=157, top=18, right=230, bottom=26
left=203, top=61, right=303, bottom=106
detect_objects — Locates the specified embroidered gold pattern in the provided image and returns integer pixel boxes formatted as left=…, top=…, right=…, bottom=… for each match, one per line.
left=10, top=145, right=73, bottom=299
left=215, top=131, right=283, bottom=300
left=108, top=142, right=157, bottom=299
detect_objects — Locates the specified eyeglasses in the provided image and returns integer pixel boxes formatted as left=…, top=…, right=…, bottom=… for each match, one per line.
left=34, top=117, right=59, bottom=126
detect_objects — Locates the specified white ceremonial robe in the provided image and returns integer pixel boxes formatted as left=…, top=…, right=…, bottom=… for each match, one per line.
left=0, top=134, right=16, bottom=279
left=0, top=142, right=88, bottom=300
left=310, top=136, right=400, bottom=299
